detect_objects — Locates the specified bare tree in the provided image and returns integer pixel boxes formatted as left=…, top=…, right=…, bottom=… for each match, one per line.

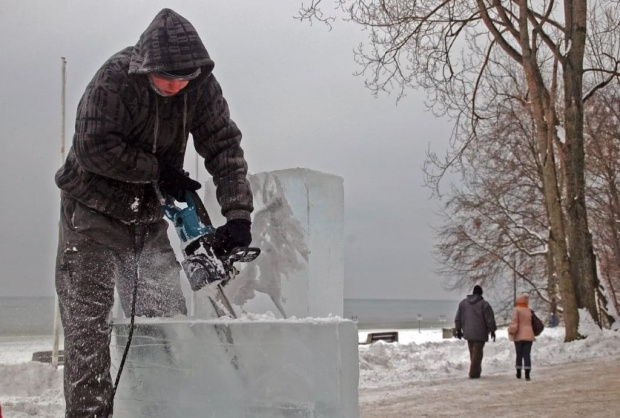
left=435, top=94, right=556, bottom=320
left=436, top=77, right=620, bottom=327
left=299, top=0, right=620, bottom=340
left=584, top=85, right=620, bottom=318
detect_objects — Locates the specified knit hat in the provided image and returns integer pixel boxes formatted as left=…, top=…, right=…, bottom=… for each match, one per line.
left=156, top=67, right=202, bottom=81
left=473, top=285, right=483, bottom=295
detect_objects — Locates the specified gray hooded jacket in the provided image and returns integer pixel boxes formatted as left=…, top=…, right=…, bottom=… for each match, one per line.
left=55, top=8, right=253, bottom=224
left=454, top=295, right=497, bottom=342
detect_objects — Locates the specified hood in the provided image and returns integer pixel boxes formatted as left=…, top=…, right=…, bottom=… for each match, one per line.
left=516, top=294, right=529, bottom=305
left=128, top=8, right=214, bottom=80
left=466, top=294, right=483, bottom=304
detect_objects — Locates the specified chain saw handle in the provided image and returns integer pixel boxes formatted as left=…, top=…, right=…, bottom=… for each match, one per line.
left=180, top=191, right=261, bottom=262
left=161, top=189, right=213, bottom=224
left=226, top=247, right=261, bottom=264
left=162, top=189, right=216, bottom=246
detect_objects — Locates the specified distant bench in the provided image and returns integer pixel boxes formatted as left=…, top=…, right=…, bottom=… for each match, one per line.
left=32, top=350, right=65, bottom=365
left=443, top=328, right=455, bottom=339
left=360, top=331, right=399, bottom=345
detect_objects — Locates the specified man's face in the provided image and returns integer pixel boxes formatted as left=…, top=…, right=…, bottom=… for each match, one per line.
left=148, top=73, right=190, bottom=97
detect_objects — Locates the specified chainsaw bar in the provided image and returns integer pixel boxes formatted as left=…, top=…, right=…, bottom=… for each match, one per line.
left=208, top=284, right=238, bottom=318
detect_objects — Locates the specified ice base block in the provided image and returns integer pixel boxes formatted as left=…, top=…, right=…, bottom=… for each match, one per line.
left=111, top=317, right=359, bottom=418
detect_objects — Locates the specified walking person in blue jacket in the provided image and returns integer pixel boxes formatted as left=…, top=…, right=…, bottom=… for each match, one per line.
left=454, top=285, right=497, bottom=378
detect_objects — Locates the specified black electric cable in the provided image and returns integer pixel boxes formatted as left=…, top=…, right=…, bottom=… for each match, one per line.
left=104, top=231, right=143, bottom=417
left=112, top=275, right=138, bottom=396
left=101, top=275, right=137, bottom=417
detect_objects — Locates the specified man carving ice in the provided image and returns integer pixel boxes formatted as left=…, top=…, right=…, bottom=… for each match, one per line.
left=54, top=8, right=253, bottom=417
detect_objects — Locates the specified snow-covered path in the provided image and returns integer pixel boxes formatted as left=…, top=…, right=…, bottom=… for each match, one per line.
left=2, top=320, right=619, bottom=417
left=360, top=357, right=620, bottom=417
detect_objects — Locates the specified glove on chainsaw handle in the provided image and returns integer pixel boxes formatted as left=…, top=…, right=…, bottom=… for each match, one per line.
left=159, top=165, right=201, bottom=202
left=213, top=219, right=252, bottom=258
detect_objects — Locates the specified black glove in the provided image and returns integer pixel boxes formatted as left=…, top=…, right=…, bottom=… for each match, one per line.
left=456, top=329, right=463, bottom=340
left=491, top=331, right=496, bottom=342
left=213, top=219, right=252, bottom=257
left=159, top=165, right=201, bottom=202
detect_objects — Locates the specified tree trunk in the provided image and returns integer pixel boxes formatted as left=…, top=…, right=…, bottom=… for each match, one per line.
left=513, top=0, right=579, bottom=340
left=538, top=125, right=580, bottom=341
left=606, top=183, right=620, bottom=312
left=563, top=0, right=602, bottom=325
left=546, top=246, right=559, bottom=319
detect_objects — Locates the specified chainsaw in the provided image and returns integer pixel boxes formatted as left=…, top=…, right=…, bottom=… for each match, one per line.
left=162, top=189, right=260, bottom=318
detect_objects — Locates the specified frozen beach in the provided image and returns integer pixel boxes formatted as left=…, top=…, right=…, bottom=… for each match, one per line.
left=1, top=320, right=619, bottom=417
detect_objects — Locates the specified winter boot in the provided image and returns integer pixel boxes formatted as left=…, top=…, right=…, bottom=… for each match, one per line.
left=516, top=369, right=521, bottom=379
left=525, top=369, right=531, bottom=381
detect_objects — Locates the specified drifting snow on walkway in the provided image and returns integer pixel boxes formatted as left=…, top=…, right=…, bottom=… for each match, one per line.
left=360, top=357, right=620, bottom=417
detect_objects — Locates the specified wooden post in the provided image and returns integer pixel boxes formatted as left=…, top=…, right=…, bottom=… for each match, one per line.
left=52, top=57, right=67, bottom=368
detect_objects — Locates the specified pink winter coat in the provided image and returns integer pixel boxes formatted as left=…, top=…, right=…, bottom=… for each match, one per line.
left=508, top=295, right=536, bottom=342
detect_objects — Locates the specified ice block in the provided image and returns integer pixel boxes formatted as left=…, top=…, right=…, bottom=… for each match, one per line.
left=111, top=317, right=359, bottom=418
left=199, top=168, right=345, bottom=319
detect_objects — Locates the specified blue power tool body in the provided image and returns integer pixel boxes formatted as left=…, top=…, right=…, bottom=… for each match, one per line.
left=162, top=190, right=260, bottom=316
left=163, top=190, right=216, bottom=251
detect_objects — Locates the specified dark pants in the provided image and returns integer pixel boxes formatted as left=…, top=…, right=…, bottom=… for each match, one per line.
left=55, top=196, right=187, bottom=418
left=467, top=340, right=486, bottom=378
left=514, top=341, right=533, bottom=370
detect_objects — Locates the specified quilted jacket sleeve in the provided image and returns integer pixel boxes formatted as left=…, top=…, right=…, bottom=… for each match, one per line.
left=73, top=67, right=159, bottom=183
left=191, top=74, right=253, bottom=220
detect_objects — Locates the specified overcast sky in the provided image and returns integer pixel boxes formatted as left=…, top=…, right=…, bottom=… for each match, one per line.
left=0, top=0, right=457, bottom=300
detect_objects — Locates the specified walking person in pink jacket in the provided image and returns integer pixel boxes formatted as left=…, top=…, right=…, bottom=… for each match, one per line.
left=508, top=294, right=536, bottom=381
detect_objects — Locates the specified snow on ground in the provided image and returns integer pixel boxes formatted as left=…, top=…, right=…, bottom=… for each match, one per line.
left=1, top=322, right=619, bottom=417
left=0, top=336, right=64, bottom=417
left=358, top=315, right=620, bottom=389
left=360, top=358, right=620, bottom=417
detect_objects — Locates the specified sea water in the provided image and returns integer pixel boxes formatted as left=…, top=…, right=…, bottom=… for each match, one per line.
left=0, top=296, right=460, bottom=336
left=0, top=296, right=56, bottom=336
left=344, top=298, right=459, bottom=330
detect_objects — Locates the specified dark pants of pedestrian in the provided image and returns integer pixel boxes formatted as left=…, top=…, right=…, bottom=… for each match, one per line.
left=467, top=340, right=486, bottom=378
left=55, top=195, right=187, bottom=418
left=514, top=341, right=533, bottom=370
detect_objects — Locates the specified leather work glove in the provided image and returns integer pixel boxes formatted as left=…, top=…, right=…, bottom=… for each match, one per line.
left=159, top=165, right=201, bottom=202
left=491, top=331, right=496, bottom=342
left=213, top=219, right=252, bottom=257
left=456, top=329, right=463, bottom=340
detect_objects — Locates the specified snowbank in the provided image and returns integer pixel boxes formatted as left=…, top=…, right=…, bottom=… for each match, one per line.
left=358, top=325, right=620, bottom=389
left=0, top=336, right=64, bottom=417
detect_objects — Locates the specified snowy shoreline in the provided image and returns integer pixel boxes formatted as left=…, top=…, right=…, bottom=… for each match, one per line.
left=358, top=324, right=620, bottom=389
left=1, top=321, right=619, bottom=417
